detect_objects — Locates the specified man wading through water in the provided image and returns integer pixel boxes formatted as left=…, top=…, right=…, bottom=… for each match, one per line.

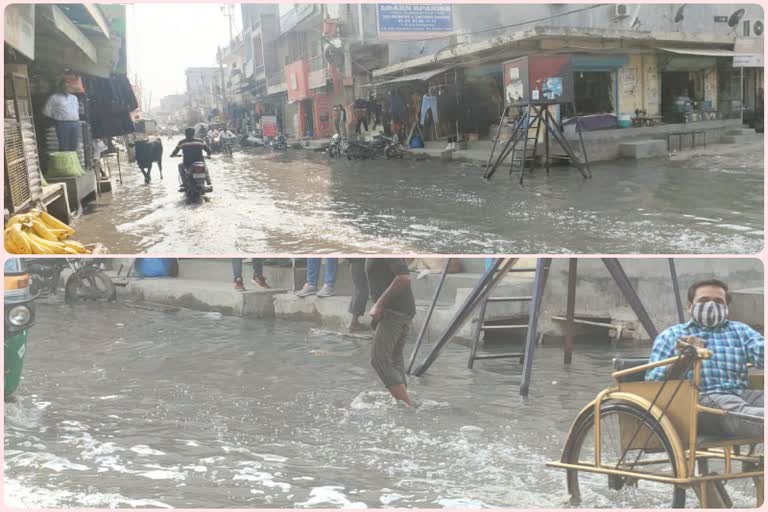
left=366, top=258, right=416, bottom=407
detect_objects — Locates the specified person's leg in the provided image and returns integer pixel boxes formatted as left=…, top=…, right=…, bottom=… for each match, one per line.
left=348, top=259, right=369, bottom=330
left=700, top=391, right=764, bottom=438
left=55, top=121, right=67, bottom=151
left=252, top=258, right=263, bottom=278
left=317, top=258, right=338, bottom=298
left=232, top=259, right=245, bottom=291
left=297, top=258, right=320, bottom=296
left=68, top=121, right=80, bottom=152
left=251, top=259, right=269, bottom=288
left=371, top=311, right=413, bottom=406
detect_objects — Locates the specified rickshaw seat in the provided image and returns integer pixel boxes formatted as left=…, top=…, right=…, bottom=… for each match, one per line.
left=696, top=434, right=764, bottom=450
left=612, top=358, right=649, bottom=382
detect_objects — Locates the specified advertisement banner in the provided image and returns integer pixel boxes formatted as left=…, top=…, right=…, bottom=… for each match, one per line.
left=377, top=4, right=453, bottom=40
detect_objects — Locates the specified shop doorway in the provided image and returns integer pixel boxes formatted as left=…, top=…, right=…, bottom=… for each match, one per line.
left=573, top=71, right=615, bottom=115
left=300, top=99, right=314, bottom=138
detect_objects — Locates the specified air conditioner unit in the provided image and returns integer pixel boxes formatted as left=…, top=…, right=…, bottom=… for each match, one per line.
left=614, top=4, right=629, bottom=18
left=743, top=19, right=764, bottom=37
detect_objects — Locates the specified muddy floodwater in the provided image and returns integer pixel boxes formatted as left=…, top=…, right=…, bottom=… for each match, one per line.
left=5, top=302, right=759, bottom=508
left=72, top=138, right=763, bottom=254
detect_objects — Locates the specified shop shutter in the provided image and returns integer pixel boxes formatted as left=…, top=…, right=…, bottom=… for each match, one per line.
left=4, top=119, right=32, bottom=211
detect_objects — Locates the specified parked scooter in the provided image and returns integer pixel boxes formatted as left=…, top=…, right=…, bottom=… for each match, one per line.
left=27, top=258, right=116, bottom=303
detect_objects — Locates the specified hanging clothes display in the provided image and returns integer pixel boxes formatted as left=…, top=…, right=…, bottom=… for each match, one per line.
left=82, top=74, right=138, bottom=139
left=420, top=95, right=438, bottom=125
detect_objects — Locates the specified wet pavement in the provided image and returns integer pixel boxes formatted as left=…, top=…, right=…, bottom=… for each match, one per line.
left=4, top=302, right=759, bottom=508
left=72, top=137, right=763, bottom=254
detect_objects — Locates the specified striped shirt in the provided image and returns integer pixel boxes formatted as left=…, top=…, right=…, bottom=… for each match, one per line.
left=645, top=320, right=764, bottom=394
left=42, top=93, right=79, bottom=121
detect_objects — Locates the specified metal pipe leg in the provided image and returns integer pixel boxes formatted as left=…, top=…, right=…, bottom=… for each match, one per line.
left=520, top=258, right=552, bottom=397
left=564, top=258, right=577, bottom=365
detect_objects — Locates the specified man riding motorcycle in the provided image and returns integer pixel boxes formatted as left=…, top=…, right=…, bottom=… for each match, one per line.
left=170, top=128, right=213, bottom=190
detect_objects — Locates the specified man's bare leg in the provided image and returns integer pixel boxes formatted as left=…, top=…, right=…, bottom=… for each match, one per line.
left=387, top=384, right=413, bottom=407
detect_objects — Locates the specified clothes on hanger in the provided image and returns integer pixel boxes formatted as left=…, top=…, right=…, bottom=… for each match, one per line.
left=420, top=95, right=438, bottom=125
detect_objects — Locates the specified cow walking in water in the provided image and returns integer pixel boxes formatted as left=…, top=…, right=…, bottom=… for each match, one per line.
left=132, top=137, right=164, bottom=184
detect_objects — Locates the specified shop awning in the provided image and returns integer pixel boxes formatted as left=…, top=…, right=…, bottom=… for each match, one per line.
left=657, top=47, right=747, bottom=58
left=571, top=55, right=629, bottom=72
left=364, top=66, right=454, bottom=87
left=49, top=5, right=98, bottom=62
left=56, top=4, right=111, bottom=39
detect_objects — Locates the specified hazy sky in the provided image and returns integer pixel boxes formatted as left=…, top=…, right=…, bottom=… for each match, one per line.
left=126, top=3, right=241, bottom=110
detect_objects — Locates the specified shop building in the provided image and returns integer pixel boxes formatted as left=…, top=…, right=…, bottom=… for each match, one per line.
left=4, top=4, right=132, bottom=223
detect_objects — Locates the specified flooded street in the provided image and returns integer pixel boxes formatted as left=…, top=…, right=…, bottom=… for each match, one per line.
left=5, top=301, right=747, bottom=509
left=72, top=138, right=763, bottom=254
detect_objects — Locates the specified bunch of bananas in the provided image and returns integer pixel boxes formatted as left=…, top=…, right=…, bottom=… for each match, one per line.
left=4, top=209, right=91, bottom=254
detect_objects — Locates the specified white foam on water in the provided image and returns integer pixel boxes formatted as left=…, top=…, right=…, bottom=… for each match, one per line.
left=130, top=444, right=166, bottom=456
left=379, top=492, right=413, bottom=506
left=350, top=391, right=397, bottom=410
left=4, top=478, right=173, bottom=509
left=138, top=469, right=186, bottom=481
left=4, top=400, right=44, bottom=430
left=295, top=486, right=367, bottom=508
left=7, top=451, right=88, bottom=472
left=254, top=453, right=288, bottom=463
left=436, top=497, right=490, bottom=508
left=292, top=476, right=315, bottom=481
left=233, top=467, right=291, bottom=492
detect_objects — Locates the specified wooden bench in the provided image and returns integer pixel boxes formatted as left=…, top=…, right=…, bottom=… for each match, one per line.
left=40, top=183, right=71, bottom=224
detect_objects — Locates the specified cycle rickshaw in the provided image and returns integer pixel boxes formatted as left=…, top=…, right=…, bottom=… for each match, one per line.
left=548, top=342, right=764, bottom=508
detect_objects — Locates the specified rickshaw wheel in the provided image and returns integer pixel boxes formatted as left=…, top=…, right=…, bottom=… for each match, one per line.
left=563, top=402, right=687, bottom=508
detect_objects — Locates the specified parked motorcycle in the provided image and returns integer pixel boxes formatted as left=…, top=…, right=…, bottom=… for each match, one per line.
left=271, top=133, right=288, bottom=151
left=328, top=134, right=343, bottom=158
left=28, top=258, right=116, bottom=303
left=344, top=135, right=405, bottom=160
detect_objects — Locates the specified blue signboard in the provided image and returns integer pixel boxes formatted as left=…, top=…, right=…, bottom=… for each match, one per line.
left=377, top=4, right=453, bottom=37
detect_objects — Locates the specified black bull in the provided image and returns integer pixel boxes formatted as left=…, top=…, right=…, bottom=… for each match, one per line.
left=132, top=138, right=163, bottom=184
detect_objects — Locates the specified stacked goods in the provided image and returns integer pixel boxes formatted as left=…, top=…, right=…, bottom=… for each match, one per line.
left=4, top=209, right=91, bottom=254
left=46, top=151, right=85, bottom=178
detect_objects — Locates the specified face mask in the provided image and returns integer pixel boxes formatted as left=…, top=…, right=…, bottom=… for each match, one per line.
left=691, top=301, right=728, bottom=329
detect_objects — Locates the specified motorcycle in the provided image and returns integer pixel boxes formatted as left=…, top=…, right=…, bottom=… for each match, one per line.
left=271, top=134, right=288, bottom=152
left=221, top=137, right=234, bottom=156
left=174, top=156, right=211, bottom=202
left=328, top=134, right=343, bottom=158
left=27, top=258, right=116, bottom=303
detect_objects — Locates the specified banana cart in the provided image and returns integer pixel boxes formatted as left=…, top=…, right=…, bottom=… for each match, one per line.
left=547, top=343, right=763, bottom=508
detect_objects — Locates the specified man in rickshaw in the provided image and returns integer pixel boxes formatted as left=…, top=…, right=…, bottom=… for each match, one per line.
left=645, top=279, right=764, bottom=438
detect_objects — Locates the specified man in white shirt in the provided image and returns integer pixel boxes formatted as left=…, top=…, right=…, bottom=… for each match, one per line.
left=42, top=81, right=80, bottom=151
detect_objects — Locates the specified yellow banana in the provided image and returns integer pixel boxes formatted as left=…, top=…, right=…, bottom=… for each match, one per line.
left=63, top=246, right=78, bottom=254
left=45, top=227, right=72, bottom=241
left=23, top=232, right=54, bottom=254
left=7, top=225, right=31, bottom=253
left=5, top=214, right=31, bottom=228
left=5, top=234, right=19, bottom=253
left=29, top=218, right=60, bottom=242
left=26, top=232, right=67, bottom=254
left=63, top=240, right=90, bottom=254
left=38, top=210, right=75, bottom=235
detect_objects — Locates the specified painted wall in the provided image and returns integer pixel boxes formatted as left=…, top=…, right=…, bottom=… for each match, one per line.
left=616, top=54, right=660, bottom=115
